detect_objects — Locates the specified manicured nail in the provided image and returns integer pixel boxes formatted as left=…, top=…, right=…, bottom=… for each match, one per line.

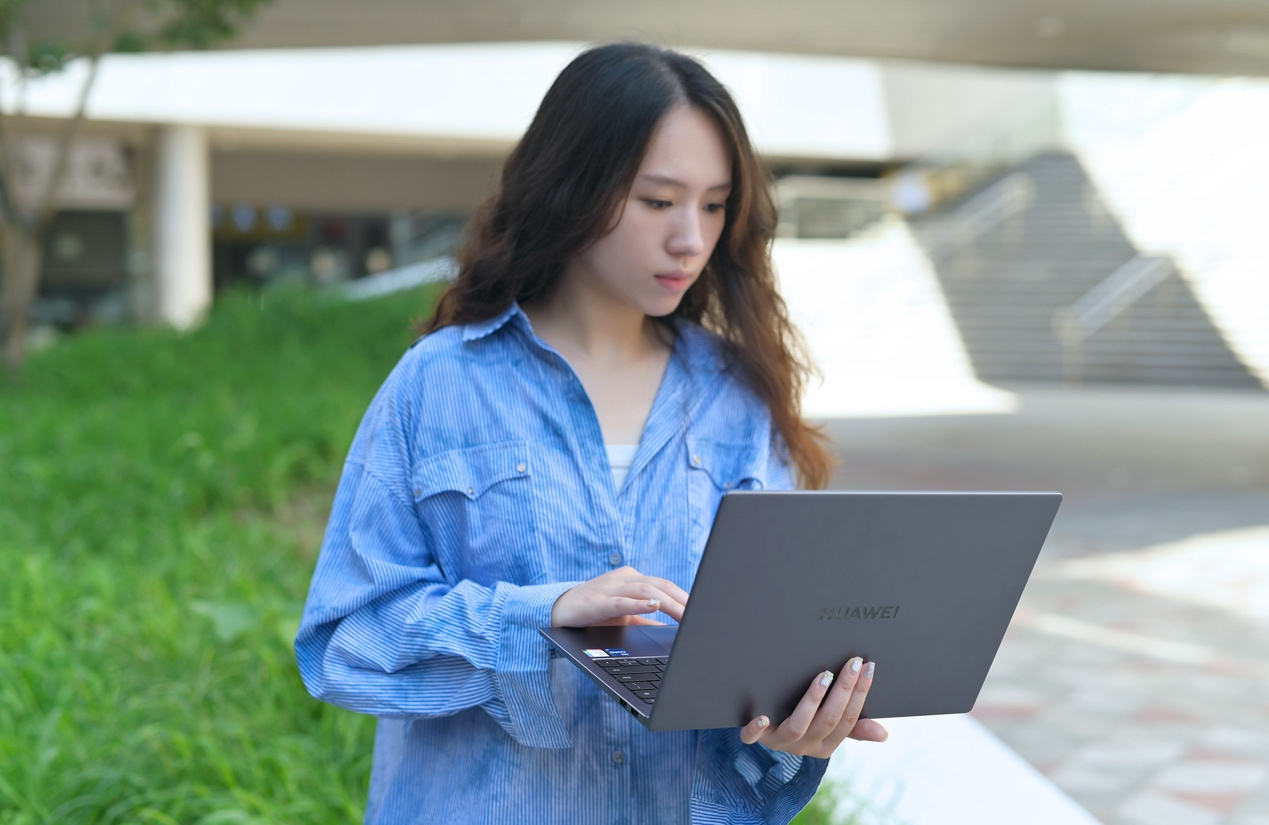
left=646, top=599, right=661, bottom=609
left=849, top=657, right=862, bottom=674
left=864, top=662, right=875, bottom=680
left=756, top=716, right=770, bottom=729
left=881, top=730, right=889, bottom=742
left=819, top=671, right=834, bottom=688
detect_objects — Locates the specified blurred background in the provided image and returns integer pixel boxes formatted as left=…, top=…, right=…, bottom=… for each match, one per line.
left=0, top=1, right=1266, bottom=823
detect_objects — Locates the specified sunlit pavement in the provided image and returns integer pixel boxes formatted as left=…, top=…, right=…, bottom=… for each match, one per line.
left=819, top=386, right=1269, bottom=825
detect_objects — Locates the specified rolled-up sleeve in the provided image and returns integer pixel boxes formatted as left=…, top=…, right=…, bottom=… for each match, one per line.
left=691, top=728, right=828, bottom=824
left=294, top=370, right=576, bottom=748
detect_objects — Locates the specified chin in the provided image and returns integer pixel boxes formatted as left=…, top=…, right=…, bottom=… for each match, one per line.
left=642, top=298, right=687, bottom=319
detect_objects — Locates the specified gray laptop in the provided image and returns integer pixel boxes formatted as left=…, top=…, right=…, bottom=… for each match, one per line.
left=540, top=490, right=1061, bottom=731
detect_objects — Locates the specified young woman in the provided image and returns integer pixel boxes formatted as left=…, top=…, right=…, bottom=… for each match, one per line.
left=296, top=42, right=887, bottom=824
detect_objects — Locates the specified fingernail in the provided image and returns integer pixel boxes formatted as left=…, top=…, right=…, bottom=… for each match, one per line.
left=864, top=661, right=875, bottom=680
left=881, top=730, right=889, bottom=742
left=756, top=716, right=769, bottom=729
left=646, top=599, right=660, bottom=609
left=819, top=671, right=834, bottom=688
left=849, top=657, right=862, bottom=674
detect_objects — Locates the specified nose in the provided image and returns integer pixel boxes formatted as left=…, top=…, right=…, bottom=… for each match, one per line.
left=667, top=207, right=706, bottom=259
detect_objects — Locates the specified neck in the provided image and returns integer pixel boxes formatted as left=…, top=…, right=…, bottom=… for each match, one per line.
left=524, top=280, right=666, bottom=365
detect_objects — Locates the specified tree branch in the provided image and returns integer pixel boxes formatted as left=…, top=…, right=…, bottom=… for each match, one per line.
left=0, top=60, right=27, bottom=227
left=32, top=0, right=142, bottom=237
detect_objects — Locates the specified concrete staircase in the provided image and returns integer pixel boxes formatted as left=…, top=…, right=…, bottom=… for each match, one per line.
left=910, top=152, right=1262, bottom=388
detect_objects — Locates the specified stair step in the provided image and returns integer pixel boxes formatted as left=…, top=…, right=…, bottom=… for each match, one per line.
left=914, top=150, right=1262, bottom=390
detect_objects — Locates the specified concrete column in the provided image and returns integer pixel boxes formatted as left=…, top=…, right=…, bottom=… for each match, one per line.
left=152, top=124, right=210, bottom=329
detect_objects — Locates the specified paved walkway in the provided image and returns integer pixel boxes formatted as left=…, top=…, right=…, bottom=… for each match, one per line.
left=821, top=386, right=1269, bottom=825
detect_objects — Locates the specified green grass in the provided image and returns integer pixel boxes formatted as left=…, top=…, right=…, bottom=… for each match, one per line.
left=0, top=285, right=435, bottom=824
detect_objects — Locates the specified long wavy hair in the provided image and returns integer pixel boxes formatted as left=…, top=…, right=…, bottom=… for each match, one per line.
left=422, top=42, right=832, bottom=488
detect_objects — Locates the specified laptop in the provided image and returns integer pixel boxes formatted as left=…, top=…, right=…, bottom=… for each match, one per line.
left=540, top=490, right=1061, bottom=731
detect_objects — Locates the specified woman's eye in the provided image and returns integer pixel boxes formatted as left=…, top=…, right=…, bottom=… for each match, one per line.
left=644, top=199, right=672, bottom=209
left=706, top=202, right=727, bottom=213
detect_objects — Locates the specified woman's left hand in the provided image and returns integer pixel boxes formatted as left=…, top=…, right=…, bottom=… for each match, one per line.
left=738, top=657, right=888, bottom=758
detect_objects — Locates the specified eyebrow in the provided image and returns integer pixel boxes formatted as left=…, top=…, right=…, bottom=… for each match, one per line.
left=637, top=173, right=732, bottom=192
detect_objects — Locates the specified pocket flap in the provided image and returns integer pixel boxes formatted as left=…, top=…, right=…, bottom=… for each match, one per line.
left=413, top=441, right=532, bottom=501
left=685, top=436, right=765, bottom=491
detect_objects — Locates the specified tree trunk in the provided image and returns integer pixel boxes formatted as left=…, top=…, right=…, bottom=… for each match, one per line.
left=1, top=231, right=41, bottom=378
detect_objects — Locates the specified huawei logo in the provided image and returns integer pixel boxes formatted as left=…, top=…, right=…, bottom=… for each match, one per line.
left=820, top=606, right=900, bottom=621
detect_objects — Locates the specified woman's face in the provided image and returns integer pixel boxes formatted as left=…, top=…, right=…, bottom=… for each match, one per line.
left=564, top=105, right=733, bottom=319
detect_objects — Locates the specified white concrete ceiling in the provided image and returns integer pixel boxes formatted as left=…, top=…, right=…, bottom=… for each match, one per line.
left=29, top=0, right=1269, bottom=76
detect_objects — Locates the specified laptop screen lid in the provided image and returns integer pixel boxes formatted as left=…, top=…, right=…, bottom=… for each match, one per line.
left=543, top=490, right=1061, bottom=731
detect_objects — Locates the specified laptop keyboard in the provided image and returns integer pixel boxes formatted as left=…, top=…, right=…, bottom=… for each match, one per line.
left=590, top=657, right=668, bottom=704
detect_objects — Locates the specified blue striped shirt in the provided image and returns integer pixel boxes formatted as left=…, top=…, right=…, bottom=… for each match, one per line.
left=295, top=302, right=827, bottom=824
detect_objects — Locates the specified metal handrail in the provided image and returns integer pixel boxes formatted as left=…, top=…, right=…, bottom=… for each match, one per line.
left=774, top=175, right=889, bottom=239
left=1052, top=254, right=1174, bottom=346
left=775, top=176, right=888, bottom=202
left=921, top=172, right=1034, bottom=259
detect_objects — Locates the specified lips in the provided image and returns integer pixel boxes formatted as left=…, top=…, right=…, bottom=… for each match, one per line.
left=654, top=271, right=693, bottom=290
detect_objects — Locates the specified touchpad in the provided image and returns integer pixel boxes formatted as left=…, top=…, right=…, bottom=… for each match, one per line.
left=635, top=625, right=678, bottom=654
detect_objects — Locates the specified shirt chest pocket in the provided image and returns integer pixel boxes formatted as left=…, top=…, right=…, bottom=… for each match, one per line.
left=412, top=441, right=544, bottom=587
left=686, top=437, right=766, bottom=553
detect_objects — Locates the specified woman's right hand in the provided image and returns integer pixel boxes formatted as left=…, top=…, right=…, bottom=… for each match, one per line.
left=550, top=566, right=689, bottom=627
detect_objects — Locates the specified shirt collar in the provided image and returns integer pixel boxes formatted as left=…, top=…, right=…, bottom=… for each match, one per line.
left=671, top=317, right=730, bottom=375
left=460, top=301, right=729, bottom=374
left=460, top=302, right=529, bottom=342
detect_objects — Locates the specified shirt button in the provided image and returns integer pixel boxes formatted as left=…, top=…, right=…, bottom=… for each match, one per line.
left=692, top=455, right=701, bottom=465
left=516, top=462, right=527, bottom=473
left=609, top=551, right=623, bottom=567
left=466, top=487, right=475, bottom=496
left=412, top=488, right=421, bottom=498
left=612, top=749, right=625, bottom=765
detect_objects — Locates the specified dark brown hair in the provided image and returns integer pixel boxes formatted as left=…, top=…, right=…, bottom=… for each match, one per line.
left=422, top=42, right=832, bottom=488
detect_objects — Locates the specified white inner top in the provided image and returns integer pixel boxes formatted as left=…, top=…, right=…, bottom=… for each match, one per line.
left=606, top=444, right=638, bottom=492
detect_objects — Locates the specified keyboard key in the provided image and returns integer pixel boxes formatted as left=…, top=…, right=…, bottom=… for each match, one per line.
left=636, top=658, right=661, bottom=666
left=641, top=697, right=656, bottom=704
left=615, top=673, right=644, bottom=683
left=610, top=665, right=658, bottom=675
left=618, top=660, right=644, bottom=667
left=634, top=689, right=658, bottom=699
left=626, top=682, right=656, bottom=691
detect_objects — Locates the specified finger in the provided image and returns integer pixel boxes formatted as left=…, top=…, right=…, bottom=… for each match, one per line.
left=646, top=576, right=690, bottom=609
left=825, top=660, right=876, bottom=749
left=807, top=657, right=864, bottom=741
left=616, top=582, right=685, bottom=622
left=766, top=669, right=835, bottom=747
left=622, top=615, right=667, bottom=626
left=847, top=718, right=889, bottom=743
left=609, top=596, right=670, bottom=617
left=636, top=580, right=687, bottom=620
left=649, top=595, right=685, bottom=622
left=739, top=715, right=771, bottom=746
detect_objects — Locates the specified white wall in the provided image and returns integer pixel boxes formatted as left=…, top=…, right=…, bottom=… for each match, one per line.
left=882, top=62, right=1056, bottom=159
left=776, top=220, right=1017, bottom=418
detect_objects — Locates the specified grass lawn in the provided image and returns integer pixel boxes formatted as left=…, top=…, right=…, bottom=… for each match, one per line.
left=0, top=284, right=863, bottom=824
left=0, top=286, right=434, bottom=823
